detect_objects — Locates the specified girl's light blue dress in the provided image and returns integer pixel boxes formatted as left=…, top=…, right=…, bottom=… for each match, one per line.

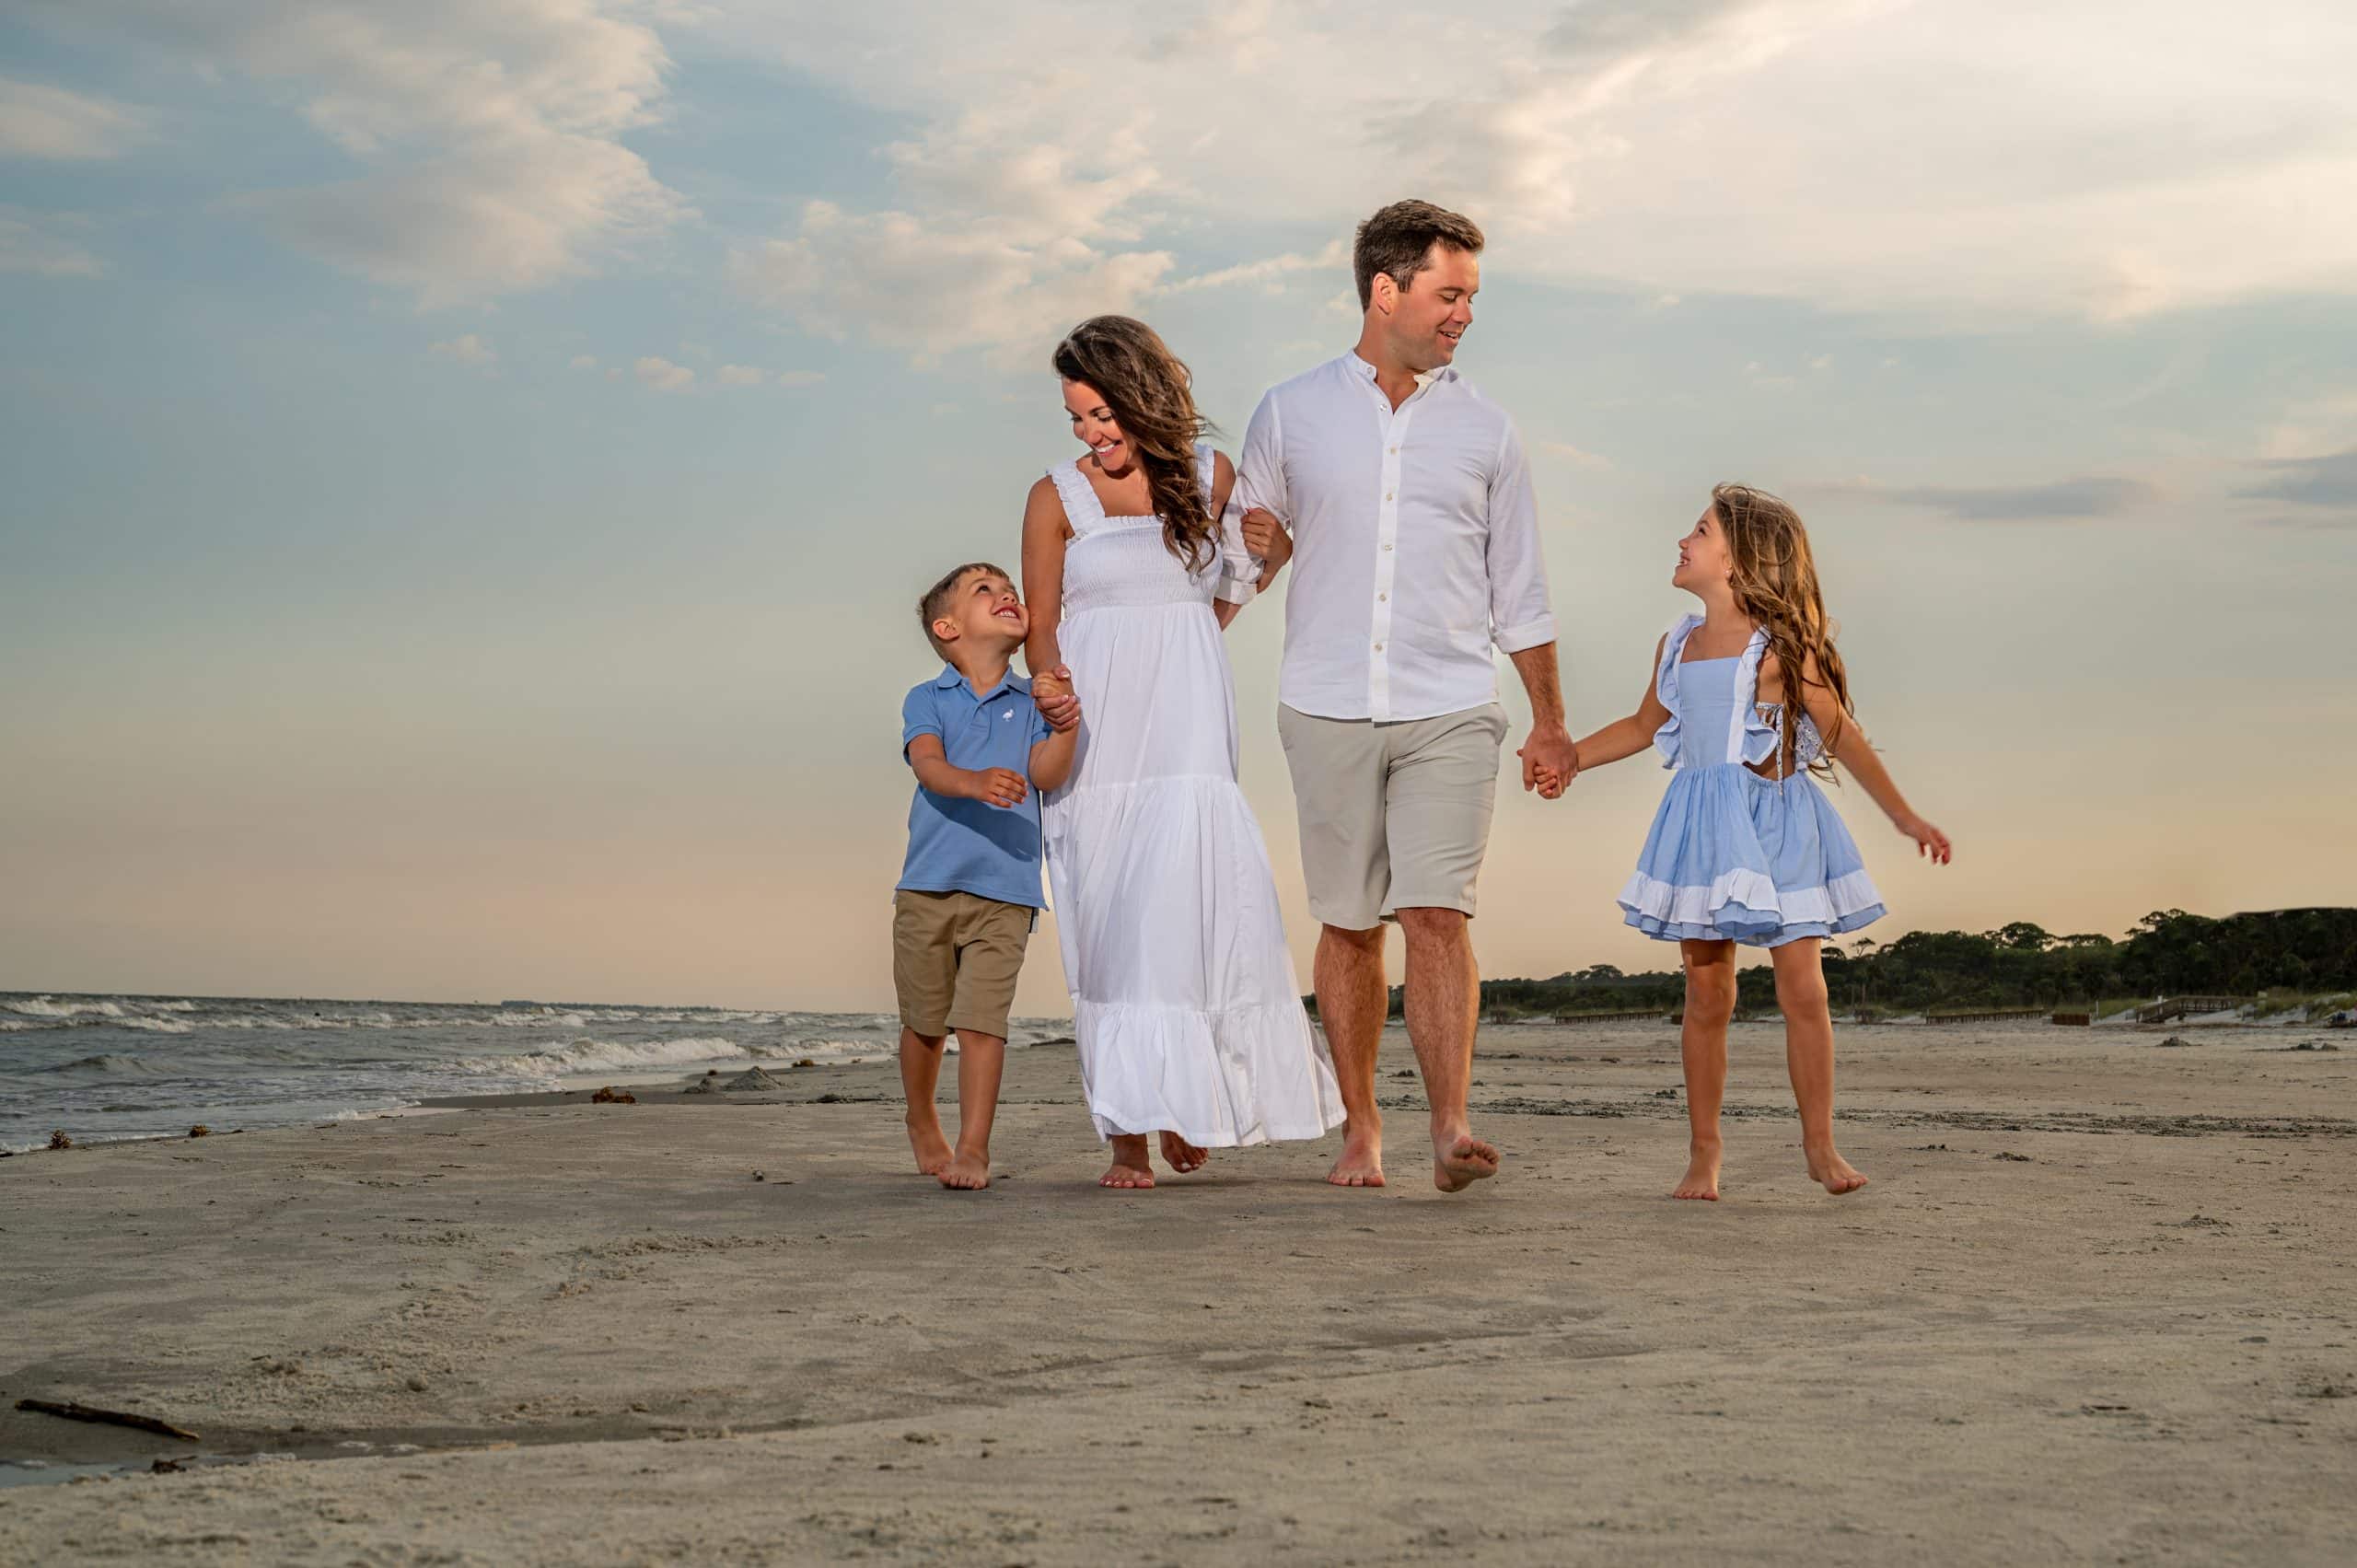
left=1618, top=615, right=1885, bottom=947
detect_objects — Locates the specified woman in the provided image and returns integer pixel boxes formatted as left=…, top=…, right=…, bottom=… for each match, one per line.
left=1022, top=316, right=1345, bottom=1189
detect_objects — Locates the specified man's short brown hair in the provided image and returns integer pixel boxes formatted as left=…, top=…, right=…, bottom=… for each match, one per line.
left=1353, top=199, right=1485, bottom=311
left=918, top=562, right=1009, bottom=658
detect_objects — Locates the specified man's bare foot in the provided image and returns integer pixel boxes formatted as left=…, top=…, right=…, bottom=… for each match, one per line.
left=1805, top=1143, right=1869, bottom=1195
left=1158, top=1131, right=1208, bottom=1174
left=906, top=1118, right=952, bottom=1177
left=1672, top=1144, right=1723, bottom=1201
left=1324, top=1133, right=1385, bottom=1188
left=1433, top=1133, right=1501, bottom=1193
left=1099, top=1133, right=1155, bottom=1189
left=938, top=1150, right=990, bottom=1191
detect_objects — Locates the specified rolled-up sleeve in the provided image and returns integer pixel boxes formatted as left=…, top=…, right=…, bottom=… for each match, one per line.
left=1486, top=421, right=1557, bottom=654
left=1218, top=390, right=1288, bottom=606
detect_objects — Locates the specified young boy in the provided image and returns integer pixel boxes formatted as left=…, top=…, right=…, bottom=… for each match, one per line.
left=894, top=563, right=1079, bottom=1190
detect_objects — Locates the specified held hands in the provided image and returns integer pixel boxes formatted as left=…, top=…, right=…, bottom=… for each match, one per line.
left=1031, top=665, right=1081, bottom=733
left=1519, top=727, right=1579, bottom=800
left=1239, top=508, right=1293, bottom=575
left=1897, top=813, right=1953, bottom=865
left=964, top=768, right=1030, bottom=809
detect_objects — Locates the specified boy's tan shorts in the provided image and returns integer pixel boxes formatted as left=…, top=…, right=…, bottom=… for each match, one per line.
left=1277, top=702, right=1508, bottom=931
left=891, top=889, right=1034, bottom=1040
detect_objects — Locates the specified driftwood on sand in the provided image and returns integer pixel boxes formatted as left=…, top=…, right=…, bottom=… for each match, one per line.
left=16, top=1398, right=200, bottom=1442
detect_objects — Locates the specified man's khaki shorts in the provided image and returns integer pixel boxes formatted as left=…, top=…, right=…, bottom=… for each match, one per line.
left=891, top=889, right=1034, bottom=1040
left=1277, top=703, right=1508, bottom=931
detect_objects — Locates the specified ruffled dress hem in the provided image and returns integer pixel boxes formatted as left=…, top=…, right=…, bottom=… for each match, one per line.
left=1072, top=997, right=1348, bottom=1146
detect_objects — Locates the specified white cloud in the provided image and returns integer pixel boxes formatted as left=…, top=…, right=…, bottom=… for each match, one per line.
left=703, top=1, right=2357, bottom=336
left=0, top=76, right=145, bottom=159
left=734, top=201, right=1171, bottom=362
left=78, top=0, right=685, bottom=304
left=569, top=353, right=598, bottom=370
left=714, top=365, right=763, bottom=386
left=428, top=332, right=494, bottom=366
left=1541, top=440, right=1611, bottom=470
left=633, top=354, right=693, bottom=391
left=0, top=206, right=104, bottom=275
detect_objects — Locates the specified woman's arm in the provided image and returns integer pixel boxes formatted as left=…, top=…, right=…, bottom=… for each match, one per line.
left=1786, top=652, right=1952, bottom=865
left=1022, top=477, right=1070, bottom=677
left=1571, top=635, right=1673, bottom=772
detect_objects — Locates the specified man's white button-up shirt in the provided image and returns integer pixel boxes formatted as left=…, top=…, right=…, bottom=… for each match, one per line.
left=1230, top=353, right=1556, bottom=723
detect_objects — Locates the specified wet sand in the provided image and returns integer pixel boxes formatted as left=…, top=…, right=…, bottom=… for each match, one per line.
left=2, top=1020, right=2352, bottom=1564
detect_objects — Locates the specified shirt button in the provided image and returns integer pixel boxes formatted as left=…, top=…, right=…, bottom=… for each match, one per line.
left=1388, top=446, right=1399, bottom=454
left=1378, top=593, right=1387, bottom=602
left=1373, top=642, right=1384, bottom=652
left=1385, top=492, right=1394, bottom=500
left=1383, top=542, right=1393, bottom=552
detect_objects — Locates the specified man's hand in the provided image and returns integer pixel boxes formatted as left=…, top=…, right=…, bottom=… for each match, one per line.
left=1518, top=726, right=1578, bottom=800
left=1032, top=665, right=1081, bottom=733
left=962, top=768, right=1030, bottom=808
left=1240, top=508, right=1293, bottom=575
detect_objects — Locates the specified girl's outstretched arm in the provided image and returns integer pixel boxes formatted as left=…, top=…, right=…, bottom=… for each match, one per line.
left=1789, top=650, right=1953, bottom=865
left=1571, top=634, right=1673, bottom=773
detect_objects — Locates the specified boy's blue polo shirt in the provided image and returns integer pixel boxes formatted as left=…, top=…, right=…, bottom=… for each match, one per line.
left=898, top=666, right=1051, bottom=909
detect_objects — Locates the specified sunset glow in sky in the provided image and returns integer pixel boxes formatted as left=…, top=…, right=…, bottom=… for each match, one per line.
left=6, top=2, right=2353, bottom=1010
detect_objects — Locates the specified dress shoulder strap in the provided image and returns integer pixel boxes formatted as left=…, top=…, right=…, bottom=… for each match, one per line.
left=1046, top=460, right=1105, bottom=535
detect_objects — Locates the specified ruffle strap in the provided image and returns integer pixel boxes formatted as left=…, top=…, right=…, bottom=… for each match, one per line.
left=1731, top=628, right=1778, bottom=768
left=1651, top=613, right=1702, bottom=767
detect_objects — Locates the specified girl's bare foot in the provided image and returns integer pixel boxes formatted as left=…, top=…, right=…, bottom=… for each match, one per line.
left=906, top=1117, right=952, bottom=1177
left=1672, top=1143, right=1723, bottom=1201
left=1099, top=1133, right=1155, bottom=1190
left=938, top=1150, right=990, bottom=1190
left=1158, top=1131, right=1208, bottom=1174
left=1805, top=1143, right=1868, bottom=1195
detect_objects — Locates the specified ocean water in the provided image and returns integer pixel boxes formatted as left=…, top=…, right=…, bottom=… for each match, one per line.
left=0, top=993, right=1073, bottom=1154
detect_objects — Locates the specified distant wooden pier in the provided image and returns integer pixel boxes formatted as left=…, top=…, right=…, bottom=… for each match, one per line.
left=1924, top=1006, right=2049, bottom=1024
left=2131, top=995, right=2252, bottom=1024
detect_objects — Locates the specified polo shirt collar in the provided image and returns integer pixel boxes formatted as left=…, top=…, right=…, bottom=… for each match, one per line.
left=935, top=663, right=1031, bottom=701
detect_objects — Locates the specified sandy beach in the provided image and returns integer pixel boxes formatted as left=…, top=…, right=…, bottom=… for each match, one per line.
left=3, top=1018, right=2352, bottom=1564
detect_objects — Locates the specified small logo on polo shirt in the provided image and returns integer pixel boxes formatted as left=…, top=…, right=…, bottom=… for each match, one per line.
left=1003, top=708, right=1015, bottom=720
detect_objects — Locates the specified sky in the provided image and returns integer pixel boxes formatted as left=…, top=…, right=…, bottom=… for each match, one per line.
left=4, top=0, right=2353, bottom=1012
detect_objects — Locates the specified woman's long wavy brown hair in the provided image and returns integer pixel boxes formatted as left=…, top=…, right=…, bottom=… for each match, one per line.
left=1713, top=482, right=1852, bottom=781
left=1051, top=317, right=1217, bottom=572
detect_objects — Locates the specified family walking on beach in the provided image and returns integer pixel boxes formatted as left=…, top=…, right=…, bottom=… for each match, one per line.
left=892, top=200, right=1953, bottom=1201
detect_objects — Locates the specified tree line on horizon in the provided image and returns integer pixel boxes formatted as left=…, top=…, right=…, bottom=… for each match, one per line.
left=1453, top=907, right=2357, bottom=1018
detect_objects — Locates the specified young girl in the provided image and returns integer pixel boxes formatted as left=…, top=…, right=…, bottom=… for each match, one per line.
left=1570, top=483, right=1951, bottom=1201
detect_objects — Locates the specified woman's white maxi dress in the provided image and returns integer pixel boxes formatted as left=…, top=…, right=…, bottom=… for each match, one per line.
left=1042, top=444, right=1345, bottom=1146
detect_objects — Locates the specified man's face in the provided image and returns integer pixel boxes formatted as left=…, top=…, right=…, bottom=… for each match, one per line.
left=1381, top=243, right=1479, bottom=373
left=935, top=570, right=1028, bottom=654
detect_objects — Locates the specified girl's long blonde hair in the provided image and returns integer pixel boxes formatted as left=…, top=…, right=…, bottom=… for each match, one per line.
left=1713, top=482, right=1852, bottom=780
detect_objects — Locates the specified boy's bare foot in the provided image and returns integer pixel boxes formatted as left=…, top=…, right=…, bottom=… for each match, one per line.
left=1157, top=1131, right=1208, bottom=1174
left=1099, top=1133, right=1155, bottom=1189
left=1805, top=1143, right=1869, bottom=1195
left=906, top=1118, right=952, bottom=1177
left=1433, top=1132, right=1500, bottom=1193
left=1324, top=1132, right=1385, bottom=1188
left=1672, top=1143, right=1723, bottom=1201
left=938, top=1151, right=991, bottom=1191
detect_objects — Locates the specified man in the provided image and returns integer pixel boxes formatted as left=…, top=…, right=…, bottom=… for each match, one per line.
left=1231, top=198, right=1575, bottom=1192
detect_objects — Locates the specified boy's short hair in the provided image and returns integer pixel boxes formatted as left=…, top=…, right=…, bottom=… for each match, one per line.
left=1353, top=199, right=1485, bottom=311
left=918, top=562, right=1010, bottom=658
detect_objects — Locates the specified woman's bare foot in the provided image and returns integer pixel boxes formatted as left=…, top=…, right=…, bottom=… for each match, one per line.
left=906, top=1117, right=952, bottom=1177
left=1671, top=1143, right=1723, bottom=1201
left=1805, top=1143, right=1868, bottom=1195
left=1324, top=1132, right=1385, bottom=1188
left=1099, top=1133, right=1155, bottom=1190
left=938, top=1150, right=991, bottom=1190
left=1433, top=1132, right=1500, bottom=1193
left=1158, top=1131, right=1208, bottom=1174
